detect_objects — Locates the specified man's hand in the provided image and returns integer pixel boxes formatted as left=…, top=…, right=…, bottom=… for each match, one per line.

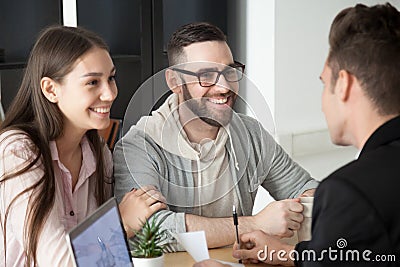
left=119, top=185, right=167, bottom=237
left=253, top=199, right=303, bottom=238
left=233, top=230, right=295, bottom=266
left=193, top=259, right=231, bottom=267
left=301, top=189, right=316, bottom=197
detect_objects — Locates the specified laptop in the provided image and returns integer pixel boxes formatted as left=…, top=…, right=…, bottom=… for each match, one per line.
left=66, top=197, right=133, bottom=267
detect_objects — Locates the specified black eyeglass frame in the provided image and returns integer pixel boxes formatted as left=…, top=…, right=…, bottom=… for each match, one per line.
left=171, top=61, right=245, bottom=87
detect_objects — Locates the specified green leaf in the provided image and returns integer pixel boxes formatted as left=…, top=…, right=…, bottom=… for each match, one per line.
left=129, top=214, right=167, bottom=258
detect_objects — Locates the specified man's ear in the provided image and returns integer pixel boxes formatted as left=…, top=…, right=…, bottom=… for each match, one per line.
left=40, top=77, right=59, bottom=103
left=336, top=70, right=352, bottom=102
left=165, top=69, right=181, bottom=94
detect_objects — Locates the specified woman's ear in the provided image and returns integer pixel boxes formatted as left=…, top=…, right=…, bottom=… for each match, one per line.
left=165, top=69, right=181, bottom=94
left=40, top=77, right=58, bottom=103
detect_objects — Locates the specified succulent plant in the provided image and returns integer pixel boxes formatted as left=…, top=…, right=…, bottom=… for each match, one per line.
left=130, top=215, right=167, bottom=258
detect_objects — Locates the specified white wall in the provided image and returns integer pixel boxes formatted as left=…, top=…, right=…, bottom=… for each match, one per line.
left=248, top=0, right=400, bottom=213
left=246, top=0, right=400, bottom=169
left=246, top=0, right=275, bottom=119
left=274, top=0, right=400, bottom=135
left=62, top=0, right=77, bottom=27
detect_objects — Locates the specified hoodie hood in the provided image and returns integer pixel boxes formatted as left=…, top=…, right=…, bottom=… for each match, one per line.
left=135, top=93, right=229, bottom=161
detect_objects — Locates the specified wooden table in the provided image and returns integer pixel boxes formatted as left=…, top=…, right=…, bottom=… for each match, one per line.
left=164, top=247, right=276, bottom=267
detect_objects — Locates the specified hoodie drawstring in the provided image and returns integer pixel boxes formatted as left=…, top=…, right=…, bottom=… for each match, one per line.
left=196, top=155, right=202, bottom=216
left=228, top=133, right=239, bottom=171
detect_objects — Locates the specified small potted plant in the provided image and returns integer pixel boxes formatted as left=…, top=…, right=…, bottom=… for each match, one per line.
left=130, top=215, right=167, bottom=267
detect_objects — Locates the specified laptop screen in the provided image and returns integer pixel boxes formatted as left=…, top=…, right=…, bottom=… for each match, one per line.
left=66, top=197, right=133, bottom=267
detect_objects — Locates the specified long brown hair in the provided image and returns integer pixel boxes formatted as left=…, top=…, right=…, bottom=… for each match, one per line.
left=0, top=25, right=111, bottom=266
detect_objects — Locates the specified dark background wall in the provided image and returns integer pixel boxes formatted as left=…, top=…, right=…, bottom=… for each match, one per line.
left=163, top=0, right=227, bottom=52
left=0, top=0, right=231, bottom=123
left=0, top=0, right=61, bottom=116
left=0, top=0, right=61, bottom=61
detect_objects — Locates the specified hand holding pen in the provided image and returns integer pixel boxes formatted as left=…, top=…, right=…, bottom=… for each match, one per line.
left=232, top=205, right=242, bottom=264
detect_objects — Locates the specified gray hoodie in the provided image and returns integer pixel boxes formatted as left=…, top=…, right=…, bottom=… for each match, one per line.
left=135, top=94, right=240, bottom=217
left=113, top=94, right=318, bottom=251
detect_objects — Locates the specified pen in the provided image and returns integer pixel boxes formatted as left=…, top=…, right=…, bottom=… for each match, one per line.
left=233, top=205, right=242, bottom=264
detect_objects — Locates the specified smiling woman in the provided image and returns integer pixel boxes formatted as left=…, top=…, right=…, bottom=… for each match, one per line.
left=41, top=46, right=117, bottom=136
left=0, top=25, right=167, bottom=267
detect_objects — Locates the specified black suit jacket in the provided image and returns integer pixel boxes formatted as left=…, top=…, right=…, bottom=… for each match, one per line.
left=296, top=116, right=400, bottom=266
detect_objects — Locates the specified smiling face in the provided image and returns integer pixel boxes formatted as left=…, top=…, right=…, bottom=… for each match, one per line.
left=55, top=47, right=117, bottom=135
left=175, top=41, right=239, bottom=127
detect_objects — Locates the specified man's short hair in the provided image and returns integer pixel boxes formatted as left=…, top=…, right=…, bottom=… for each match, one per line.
left=167, top=22, right=227, bottom=66
left=327, top=3, right=400, bottom=116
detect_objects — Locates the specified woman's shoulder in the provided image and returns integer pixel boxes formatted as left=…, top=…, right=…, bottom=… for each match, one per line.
left=0, top=129, right=37, bottom=159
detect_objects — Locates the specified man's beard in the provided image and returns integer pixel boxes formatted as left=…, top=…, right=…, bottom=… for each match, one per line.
left=181, top=83, right=236, bottom=127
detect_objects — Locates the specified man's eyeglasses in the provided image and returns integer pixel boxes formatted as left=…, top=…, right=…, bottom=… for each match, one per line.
left=171, top=61, right=245, bottom=87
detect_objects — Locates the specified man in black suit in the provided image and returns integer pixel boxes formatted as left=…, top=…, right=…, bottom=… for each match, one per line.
left=195, top=2, right=400, bottom=267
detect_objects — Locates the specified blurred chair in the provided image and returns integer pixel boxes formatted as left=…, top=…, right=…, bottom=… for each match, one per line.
left=98, top=119, right=122, bottom=151
left=149, top=90, right=172, bottom=115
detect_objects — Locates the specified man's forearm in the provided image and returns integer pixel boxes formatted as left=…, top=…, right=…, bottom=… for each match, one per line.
left=185, top=214, right=258, bottom=248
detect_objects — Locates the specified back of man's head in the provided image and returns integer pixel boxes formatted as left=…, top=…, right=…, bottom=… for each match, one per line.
left=327, top=3, right=400, bottom=116
left=167, top=22, right=226, bottom=66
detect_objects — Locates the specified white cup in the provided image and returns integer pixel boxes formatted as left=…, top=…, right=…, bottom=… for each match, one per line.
left=297, top=197, right=313, bottom=242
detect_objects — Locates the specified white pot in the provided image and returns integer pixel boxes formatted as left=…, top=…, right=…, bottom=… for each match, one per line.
left=131, top=254, right=164, bottom=267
